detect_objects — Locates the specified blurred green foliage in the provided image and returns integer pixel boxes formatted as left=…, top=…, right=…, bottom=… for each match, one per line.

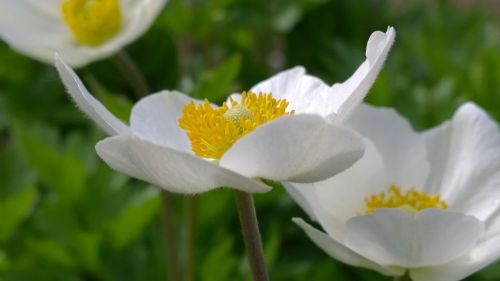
left=0, top=0, right=499, bottom=280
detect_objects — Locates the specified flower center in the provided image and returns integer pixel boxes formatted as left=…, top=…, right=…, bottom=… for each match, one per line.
left=61, top=0, right=122, bottom=46
left=179, top=91, right=294, bottom=160
left=223, top=105, right=254, bottom=128
left=364, top=185, right=448, bottom=215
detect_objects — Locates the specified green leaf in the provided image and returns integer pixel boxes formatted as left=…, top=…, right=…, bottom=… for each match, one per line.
left=272, top=4, right=302, bottom=32
left=63, top=130, right=101, bottom=172
left=0, top=250, right=9, bottom=271
left=13, top=125, right=86, bottom=203
left=192, top=54, right=242, bottom=101
left=161, top=0, right=193, bottom=35
left=107, top=188, right=161, bottom=249
left=0, top=144, right=35, bottom=197
left=201, top=233, right=237, bottom=281
left=33, top=200, right=80, bottom=242
left=26, top=238, right=75, bottom=268
left=72, top=232, right=102, bottom=273
left=0, top=186, right=36, bottom=244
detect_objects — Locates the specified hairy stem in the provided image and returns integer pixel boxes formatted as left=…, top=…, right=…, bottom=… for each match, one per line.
left=233, top=191, right=269, bottom=281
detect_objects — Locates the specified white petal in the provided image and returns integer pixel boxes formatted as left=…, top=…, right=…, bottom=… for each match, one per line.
left=424, top=103, right=500, bottom=221
left=219, top=114, right=364, bottom=183
left=344, top=209, right=484, bottom=268
left=130, top=91, right=195, bottom=152
left=95, top=134, right=271, bottom=194
left=312, top=139, right=388, bottom=238
left=249, top=28, right=395, bottom=118
left=329, top=27, right=396, bottom=121
left=0, top=0, right=67, bottom=42
left=347, top=104, right=429, bottom=188
left=226, top=92, right=243, bottom=104
left=25, top=0, right=62, bottom=18
left=0, top=0, right=167, bottom=67
left=411, top=234, right=500, bottom=281
left=0, top=1, right=71, bottom=63
left=293, top=218, right=405, bottom=276
left=249, top=66, right=332, bottom=115
left=293, top=74, right=333, bottom=115
left=55, top=54, right=130, bottom=136
left=250, top=66, right=306, bottom=101
left=0, top=0, right=68, bottom=44
left=283, top=182, right=318, bottom=221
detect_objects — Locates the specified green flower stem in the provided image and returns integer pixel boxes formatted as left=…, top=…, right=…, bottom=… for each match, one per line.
left=161, top=191, right=182, bottom=281
left=185, top=196, right=197, bottom=281
left=112, top=50, right=150, bottom=99
left=233, top=191, right=269, bottom=281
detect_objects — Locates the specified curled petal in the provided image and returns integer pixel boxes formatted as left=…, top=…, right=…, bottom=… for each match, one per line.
left=55, top=54, right=130, bottom=135
left=247, top=27, right=395, bottom=119
left=329, top=26, right=396, bottom=121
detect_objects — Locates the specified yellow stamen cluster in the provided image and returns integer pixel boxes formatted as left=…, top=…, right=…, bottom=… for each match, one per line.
left=364, top=185, right=448, bottom=215
left=61, top=0, right=122, bottom=46
left=179, top=91, right=294, bottom=160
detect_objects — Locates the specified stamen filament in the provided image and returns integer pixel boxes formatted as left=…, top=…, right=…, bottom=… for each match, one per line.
left=364, top=185, right=448, bottom=215
left=179, top=92, right=294, bottom=160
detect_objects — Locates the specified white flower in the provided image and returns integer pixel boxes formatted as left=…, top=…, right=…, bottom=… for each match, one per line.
left=0, top=0, right=167, bottom=67
left=286, top=102, right=500, bottom=281
left=54, top=27, right=395, bottom=194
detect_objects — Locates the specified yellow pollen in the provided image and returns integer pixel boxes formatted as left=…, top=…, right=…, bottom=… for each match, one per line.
left=178, top=91, right=294, bottom=160
left=61, top=0, right=122, bottom=46
left=223, top=105, right=254, bottom=128
left=364, top=185, right=448, bottom=215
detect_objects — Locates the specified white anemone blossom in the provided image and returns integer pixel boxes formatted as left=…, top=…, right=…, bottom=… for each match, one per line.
left=286, top=102, right=500, bottom=281
left=54, top=27, right=395, bottom=194
left=0, top=0, right=167, bottom=67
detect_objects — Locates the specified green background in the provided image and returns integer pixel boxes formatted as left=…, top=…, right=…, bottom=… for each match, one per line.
left=1, top=0, right=499, bottom=280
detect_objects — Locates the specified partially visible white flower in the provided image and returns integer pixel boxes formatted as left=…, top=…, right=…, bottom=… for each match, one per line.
left=245, top=27, right=395, bottom=123
left=0, top=0, right=167, bottom=67
left=286, top=102, right=500, bottom=281
left=54, top=27, right=395, bottom=194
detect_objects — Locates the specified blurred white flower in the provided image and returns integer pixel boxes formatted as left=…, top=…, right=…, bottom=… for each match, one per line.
left=54, top=27, right=395, bottom=194
left=286, top=102, right=500, bottom=281
left=0, top=0, right=167, bottom=67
